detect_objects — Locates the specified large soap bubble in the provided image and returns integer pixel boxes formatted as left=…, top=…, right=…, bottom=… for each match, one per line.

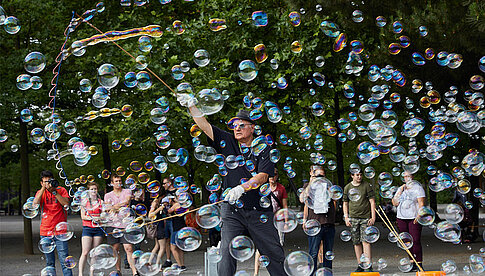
left=238, top=60, right=258, bottom=82
left=135, top=252, right=161, bottom=276
left=54, top=222, right=74, bottom=241
left=196, top=88, right=224, bottom=115
left=229, top=235, right=255, bottom=262
left=416, top=206, right=435, bottom=226
left=124, top=223, right=145, bottom=244
left=97, top=64, right=119, bottom=89
left=38, top=237, right=56, bottom=254
left=87, top=244, right=118, bottom=270
left=196, top=205, right=221, bottom=229
left=434, top=221, right=461, bottom=242
left=274, top=208, right=297, bottom=233
left=305, top=177, right=332, bottom=212
left=284, top=251, right=314, bottom=276
left=303, top=219, right=321, bottom=236
left=24, top=52, right=46, bottom=73
left=175, top=227, right=202, bottom=251
left=363, top=226, right=380, bottom=243
left=444, top=203, right=464, bottom=224
left=396, top=232, right=413, bottom=250
left=194, top=49, right=210, bottom=67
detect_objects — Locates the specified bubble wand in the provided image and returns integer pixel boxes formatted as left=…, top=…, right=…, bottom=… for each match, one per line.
left=375, top=206, right=424, bottom=272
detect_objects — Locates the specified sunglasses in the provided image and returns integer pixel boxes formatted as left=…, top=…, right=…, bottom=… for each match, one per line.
left=227, top=117, right=254, bottom=130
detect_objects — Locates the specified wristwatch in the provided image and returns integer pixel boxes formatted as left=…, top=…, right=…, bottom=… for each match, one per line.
left=51, top=191, right=57, bottom=196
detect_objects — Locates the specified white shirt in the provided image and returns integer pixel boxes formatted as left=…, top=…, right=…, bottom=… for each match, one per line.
left=395, top=183, right=425, bottom=219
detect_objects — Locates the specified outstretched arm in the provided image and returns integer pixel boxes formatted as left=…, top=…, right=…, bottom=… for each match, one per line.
left=189, top=106, right=213, bottom=141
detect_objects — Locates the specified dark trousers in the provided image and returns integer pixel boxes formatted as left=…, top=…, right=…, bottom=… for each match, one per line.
left=397, top=218, right=423, bottom=262
left=308, top=224, right=335, bottom=273
left=218, top=203, right=286, bottom=275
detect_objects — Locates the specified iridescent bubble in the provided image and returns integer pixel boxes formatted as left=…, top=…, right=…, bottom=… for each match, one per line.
left=419, top=25, right=428, bottom=37
left=4, top=16, right=20, bottom=34
left=252, top=11, right=268, bottom=27
left=64, top=121, right=77, bottom=135
left=38, top=237, right=56, bottom=254
left=138, top=36, right=152, bottom=52
left=312, top=72, right=325, bottom=86
left=363, top=226, right=380, bottom=243
left=320, top=21, right=340, bottom=38
left=172, top=20, right=185, bottom=35
left=434, top=221, right=461, bottom=242
left=238, top=60, right=258, bottom=82
left=208, top=18, right=227, bottom=32
left=315, top=56, right=325, bottom=67
left=284, top=251, right=313, bottom=276
left=352, top=10, right=363, bottom=23
left=171, top=65, right=184, bottom=81
left=87, top=244, right=118, bottom=270
left=340, top=230, right=351, bottom=242
left=54, top=222, right=74, bottom=241
left=97, top=64, right=119, bottom=89
left=276, top=77, right=288, bottom=89
left=175, top=227, right=202, bottom=251
left=20, top=109, right=33, bottom=123
left=0, top=6, right=6, bottom=25
left=388, top=43, right=401, bottom=55
left=135, top=55, right=147, bottom=70
left=79, top=79, right=92, bottom=92
left=397, top=232, right=414, bottom=250
left=375, top=16, right=387, bottom=27
left=311, top=102, right=325, bottom=116
left=303, top=219, right=321, bottom=236
left=350, top=40, right=364, bottom=54
left=288, top=11, right=301, bottom=27
left=64, top=256, right=77, bottom=269
left=398, top=257, right=413, bottom=272
left=136, top=71, right=152, bottom=90
left=291, top=41, right=302, bottom=53
left=412, top=52, right=426, bottom=66
left=229, top=235, right=255, bottom=261
left=194, top=49, right=210, bottom=67
left=274, top=208, right=297, bottom=233
left=444, top=203, right=464, bottom=224
left=24, top=52, right=46, bottom=74
left=392, top=21, right=403, bottom=33
left=30, top=128, right=45, bottom=144
left=270, top=58, right=279, bottom=69
left=470, top=75, right=484, bottom=90
left=254, top=44, right=267, bottom=63
left=333, top=33, right=347, bottom=52
left=197, top=88, right=224, bottom=115
left=17, top=74, right=32, bottom=90
left=447, top=53, right=463, bottom=69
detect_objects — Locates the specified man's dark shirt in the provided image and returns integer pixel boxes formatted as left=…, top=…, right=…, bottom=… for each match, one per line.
left=208, top=125, right=275, bottom=210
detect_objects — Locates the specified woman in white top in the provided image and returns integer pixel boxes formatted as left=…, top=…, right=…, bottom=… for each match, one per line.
left=392, top=171, right=426, bottom=271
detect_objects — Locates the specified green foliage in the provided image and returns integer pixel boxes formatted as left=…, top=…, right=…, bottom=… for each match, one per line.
left=0, top=0, right=483, bottom=206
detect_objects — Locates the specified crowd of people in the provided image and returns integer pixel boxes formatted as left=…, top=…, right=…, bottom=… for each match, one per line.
left=32, top=100, right=465, bottom=276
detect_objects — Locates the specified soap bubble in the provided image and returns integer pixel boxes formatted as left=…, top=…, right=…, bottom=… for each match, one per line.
left=396, top=232, right=413, bottom=250
left=138, top=36, right=152, bottom=52
left=194, top=49, right=210, bottom=67
left=376, top=258, right=387, bottom=271
left=175, top=227, right=202, bottom=251
left=38, top=237, right=56, bottom=254
left=288, top=11, right=301, bottom=27
left=196, top=88, right=224, bottom=115
left=348, top=188, right=361, bottom=201
left=124, top=223, right=145, bottom=244
left=434, top=221, right=461, bottom=242
left=196, top=204, right=221, bottom=229
left=252, top=11, right=268, bottom=27
left=20, top=109, right=33, bottom=122
left=24, top=52, right=46, bottom=73
left=444, top=203, right=464, bottom=224
left=284, top=251, right=314, bottom=276
left=136, top=71, right=152, bottom=90
left=340, top=230, right=351, bottom=242
left=352, top=10, right=363, bottom=23
left=325, top=251, right=334, bottom=261
left=376, top=16, right=387, bottom=27
left=4, top=16, right=20, bottom=34
left=238, top=60, right=258, bottom=82
left=135, top=252, right=160, bottom=276
left=303, top=219, right=321, bottom=236
left=469, top=254, right=485, bottom=273
left=17, top=74, right=32, bottom=90
left=54, top=222, right=74, bottom=241
left=416, top=206, right=435, bottom=226
left=398, top=257, right=413, bottom=272
left=442, top=260, right=457, bottom=274
left=97, top=64, right=119, bottom=89
left=363, top=226, right=380, bottom=243
left=291, top=41, right=302, bottom=53
left=30, top=128, right=45, bottom=144
left=87, top=244, right=118, bottom=270
left=229, top=235, right=255, bottom=262
left=274, top=208, right=297, bottom=233
left=41, top=266, right=56, bottom=276
left=329, top=185, right=343, bottom=200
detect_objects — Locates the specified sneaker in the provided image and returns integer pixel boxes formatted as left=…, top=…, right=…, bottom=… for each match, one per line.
left=162, top=260, right=173, bottom=268
left=355, top=265, right=365, bottom=272
left=364, top=265, right=373, bottom=272
left=124, top=261, right=130, bottom=269
left=180, top=266, right=187, bottom=272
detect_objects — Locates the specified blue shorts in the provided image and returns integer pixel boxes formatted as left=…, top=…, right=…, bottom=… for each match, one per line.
left=170, top=230, right=178, bottom=245
left=164, top=220, right=173, bottom=238
left=82, top=226, right=104, bottom=237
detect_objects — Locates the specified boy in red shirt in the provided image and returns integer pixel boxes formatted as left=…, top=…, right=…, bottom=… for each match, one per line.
left=33, top=170, right=72, bottom=276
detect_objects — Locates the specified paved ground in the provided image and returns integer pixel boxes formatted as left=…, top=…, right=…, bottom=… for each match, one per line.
left=1, top=207, right=484, bottom=276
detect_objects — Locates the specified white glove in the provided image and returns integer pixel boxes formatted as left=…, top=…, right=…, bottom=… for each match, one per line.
left=224, top=185, right=245, bottom=203
left=176, top=93, right=198, bottom=108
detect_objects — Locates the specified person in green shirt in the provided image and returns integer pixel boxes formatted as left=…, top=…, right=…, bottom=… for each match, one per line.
left=342, top=171, right=376, bottom=272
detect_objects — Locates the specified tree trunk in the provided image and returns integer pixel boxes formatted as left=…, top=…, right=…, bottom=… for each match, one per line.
left=20, top=119, right=33, bottom=254
left=333, top=90, right=345, bottom=188
left=101, top=133, right=112, bottom=193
